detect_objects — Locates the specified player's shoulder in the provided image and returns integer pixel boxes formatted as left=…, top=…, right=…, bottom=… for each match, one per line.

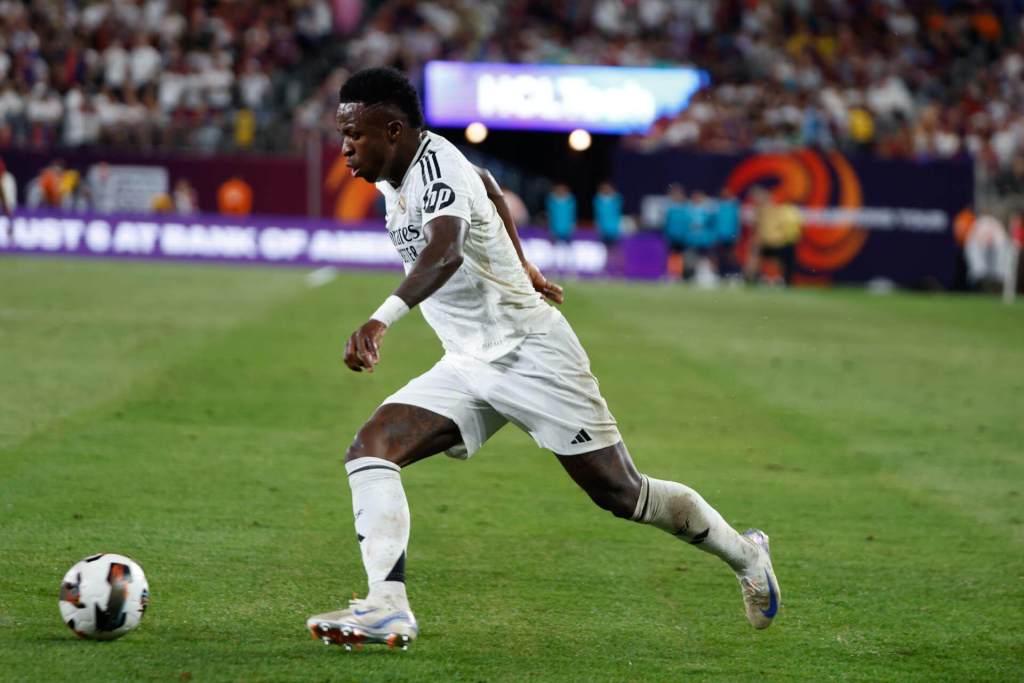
left=412, top=131, right=473, bottom=186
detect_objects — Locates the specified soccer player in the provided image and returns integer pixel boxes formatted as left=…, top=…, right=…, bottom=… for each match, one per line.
left=307, top=68, right=781, bottom=649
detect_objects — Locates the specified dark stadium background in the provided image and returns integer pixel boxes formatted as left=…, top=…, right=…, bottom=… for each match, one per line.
left=1, top=0, right=1021, bottom=292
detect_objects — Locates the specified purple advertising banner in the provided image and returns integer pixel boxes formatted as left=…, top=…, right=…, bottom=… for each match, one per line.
left=424, top=61, right=709, bottom=133
left=0, top=210, right=667, bottom=280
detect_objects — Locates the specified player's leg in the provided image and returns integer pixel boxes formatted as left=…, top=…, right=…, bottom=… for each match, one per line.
left=486, top=312, right=779, bottom=627
left=310, top=356, right=507, bottom=648
left=309, top=403, right=461, bottom=648
left=556, top=441, right=780, bottom=628
left=345, top=403, right=462, bottom=604
left=555, top=441, right=757, bottom=570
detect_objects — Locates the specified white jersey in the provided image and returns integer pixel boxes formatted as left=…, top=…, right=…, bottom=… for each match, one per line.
left=375, top=131, right=556, bottom=361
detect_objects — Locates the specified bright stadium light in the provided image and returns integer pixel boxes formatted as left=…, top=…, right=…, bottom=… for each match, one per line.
left=568, top=128, right=591, bottom=151
left=465, top=122, right=488, bottom=144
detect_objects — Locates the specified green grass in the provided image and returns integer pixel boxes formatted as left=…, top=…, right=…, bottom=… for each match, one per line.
left=1, top=257, right=1022, bottom=682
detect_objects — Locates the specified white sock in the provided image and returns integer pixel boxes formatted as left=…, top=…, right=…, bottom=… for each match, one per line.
left=345, top=457, right=410, bottom=607
left=631, top=475, right=758, bottom=573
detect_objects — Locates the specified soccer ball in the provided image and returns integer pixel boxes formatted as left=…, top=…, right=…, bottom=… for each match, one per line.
left=58, top=553, right=149, bottom=640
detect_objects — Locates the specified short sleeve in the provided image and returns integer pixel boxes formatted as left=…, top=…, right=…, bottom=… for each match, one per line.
left=416, top=147, right=473, bottom=226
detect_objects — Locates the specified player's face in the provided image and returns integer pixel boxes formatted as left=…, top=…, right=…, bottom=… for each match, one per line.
left=336, top=103, right=397, bottom=184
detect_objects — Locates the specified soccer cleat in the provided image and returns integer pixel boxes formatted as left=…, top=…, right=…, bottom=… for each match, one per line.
left=306, top=598, right=418, bottom=651
left=736, top=529, right=781, bottom=629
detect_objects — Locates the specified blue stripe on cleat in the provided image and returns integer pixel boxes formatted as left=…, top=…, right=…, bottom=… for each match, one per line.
left=761, top=568, right=778, bottom=619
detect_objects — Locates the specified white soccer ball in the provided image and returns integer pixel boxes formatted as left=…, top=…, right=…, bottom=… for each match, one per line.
left=58, top=553, right=150, bottom=640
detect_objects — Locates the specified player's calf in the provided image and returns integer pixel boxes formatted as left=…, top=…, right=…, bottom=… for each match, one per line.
left=630, top=475, right=782, bottom=627
left=630, top=475, right=758, bottom=571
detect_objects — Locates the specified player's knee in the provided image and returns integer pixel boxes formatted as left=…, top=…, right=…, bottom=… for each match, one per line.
left=588, top=484, right=638, bottom=519
left=344, top=424, right=396, bottom=464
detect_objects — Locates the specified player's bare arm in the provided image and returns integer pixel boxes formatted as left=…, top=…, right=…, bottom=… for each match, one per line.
left=343, top=215, right=467, bottom=373
left=473, top=165, right=564, bottom=304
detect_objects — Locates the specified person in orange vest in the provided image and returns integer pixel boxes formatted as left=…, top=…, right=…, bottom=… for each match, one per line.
left=217, top=176, right=253, bottom=215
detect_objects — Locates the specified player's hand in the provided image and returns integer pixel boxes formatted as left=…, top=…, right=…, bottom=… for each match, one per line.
left=526, top=262, right=564, bottom=304
left=344, top=319, right=388, bottom=372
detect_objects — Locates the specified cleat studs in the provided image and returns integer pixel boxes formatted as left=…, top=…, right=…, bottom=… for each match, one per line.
left=343, top=643, right=353, bottom=652
left=321, top=637, right=331, bottom=645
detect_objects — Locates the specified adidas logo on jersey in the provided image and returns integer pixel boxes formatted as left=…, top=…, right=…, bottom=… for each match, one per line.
left=570, top=428, right=593, bottom=445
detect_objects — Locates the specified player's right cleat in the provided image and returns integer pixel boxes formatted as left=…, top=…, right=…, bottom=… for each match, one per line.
left=306, top=598, right=418, bottom=651
left=736, top=528, right=781, bottom=630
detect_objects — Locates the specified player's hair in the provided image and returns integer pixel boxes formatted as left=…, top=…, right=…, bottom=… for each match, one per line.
left=338, top=68, right=424, bottom=128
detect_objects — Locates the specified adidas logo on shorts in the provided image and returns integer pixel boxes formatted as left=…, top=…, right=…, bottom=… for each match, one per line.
left=570, top=428, right=593, bottom=445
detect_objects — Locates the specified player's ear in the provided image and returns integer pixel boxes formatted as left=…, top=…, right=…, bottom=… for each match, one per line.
left=386, top=119, right=404, bottom=143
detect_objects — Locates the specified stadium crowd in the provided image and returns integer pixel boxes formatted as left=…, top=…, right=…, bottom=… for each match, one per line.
left=345, top=0, right=1024, bottom=213
left=0, top=1, right=1022, bottom=212
left=0, top=0, right=352, bottom=153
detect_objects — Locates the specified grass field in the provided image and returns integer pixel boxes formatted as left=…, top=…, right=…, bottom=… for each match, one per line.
left=1, top=256, right=1022, bottom=682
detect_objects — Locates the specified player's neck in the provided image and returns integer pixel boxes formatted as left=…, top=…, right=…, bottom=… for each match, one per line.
left=384, top=130, right=427, bottom=188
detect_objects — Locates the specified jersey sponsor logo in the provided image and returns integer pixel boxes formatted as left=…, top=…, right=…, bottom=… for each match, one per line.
left=389, top=224, right=422, bottom=264
left=388, top=225, right=421, bottom=247
left=423, top=182, right=455, bottom=214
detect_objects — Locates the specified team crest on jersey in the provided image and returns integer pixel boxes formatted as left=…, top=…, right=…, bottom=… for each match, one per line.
left=423, top=182, right=455, bottom=214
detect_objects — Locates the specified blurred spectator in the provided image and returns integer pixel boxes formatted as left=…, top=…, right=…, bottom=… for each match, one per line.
left=965, top=213, right=1011, bottom=292
left=26, top=82, right=63, bottom=148
left=62, top=87, right=100, bottom=148
left=0, top=0, right=1021, bottom=223
left=687, top=190, right=719, bottom=287
left=58, top=169, right=88, bottom=212
left=174, top=178, right=199, bottom=214
left=501, top=187, right=529, bottom=228
left=995, top=155, right=1024, bottom=218
left=663, top=184, right=691, bottom=281
left=26, top=161, right=66, bottom=209
left=238, top=59, right=273, bottom=124
left=714, top=188, right=741, bottom=278
left=152, top=192, right=174, bottom=213
left=86, top=162, right=115, bottom=213
left=687, top=191, right=717, bottom=253
left=217, top=176, right=253, bottom=215
left=747, top=188, right=802, bottom=286
left=546, top=183, right=576, bottom=243
left=593, top=181, right=623, bottom=246
left=0, top=157, right=16, bottom=213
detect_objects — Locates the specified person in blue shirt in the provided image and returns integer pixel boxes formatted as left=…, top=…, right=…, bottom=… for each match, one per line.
left=687, top=191, right=717, bottom=253
left=663, top=184, right=691, bottom=280
left=714, top=188, right=741, bottom=277
left=546, top=183, right=576, bottom=243
left=687, top=190, right=720, bottom=286
left=593, top=181, right=623, bottom=246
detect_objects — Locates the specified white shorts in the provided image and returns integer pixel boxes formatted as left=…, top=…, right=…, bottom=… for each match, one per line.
left=382, top=312, right=621, bottom=457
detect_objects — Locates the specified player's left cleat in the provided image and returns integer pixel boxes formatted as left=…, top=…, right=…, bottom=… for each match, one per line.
left=736, top=528, right=781, bottom=629
left=306, top=598, right=418, bottom=651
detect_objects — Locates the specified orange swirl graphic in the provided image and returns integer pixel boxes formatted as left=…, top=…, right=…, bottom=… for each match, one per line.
left=324, top=148, right=379, bottom=220
left=725, top=149, right=867, bottom=273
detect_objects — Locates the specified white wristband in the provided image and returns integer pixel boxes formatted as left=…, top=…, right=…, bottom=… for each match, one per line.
left=370, top=295, right=410, bottom=327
